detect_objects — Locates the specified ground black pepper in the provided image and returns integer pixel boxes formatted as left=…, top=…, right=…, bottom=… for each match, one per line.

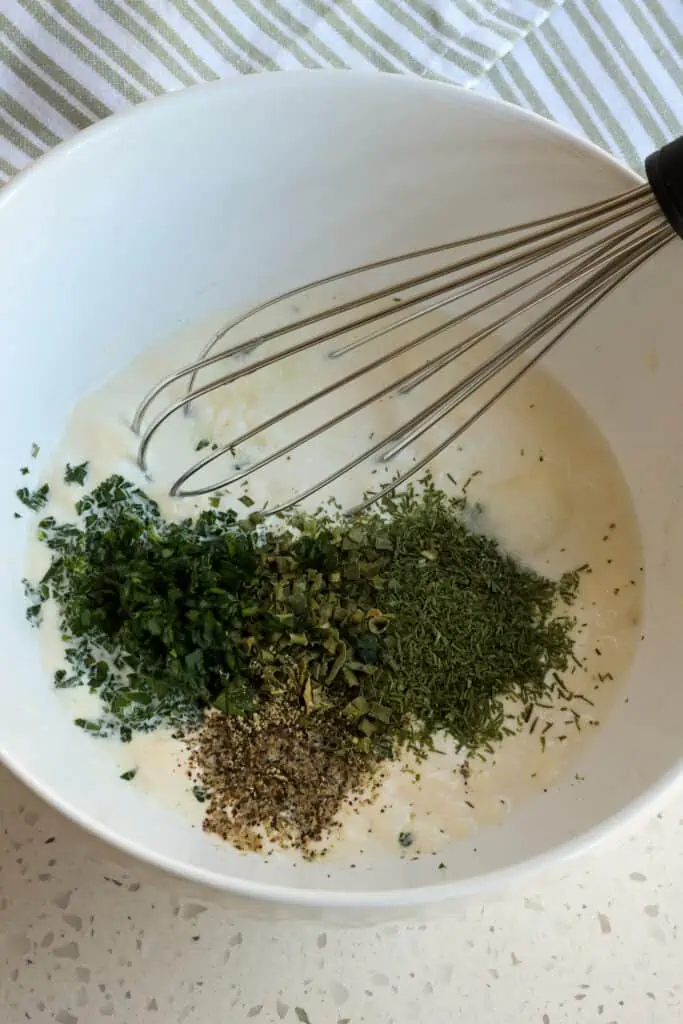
left=190, top=701, right=381, bottom=855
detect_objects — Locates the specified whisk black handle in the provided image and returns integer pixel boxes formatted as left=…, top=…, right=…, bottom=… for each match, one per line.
left=645, top=135, right=683, bottom=239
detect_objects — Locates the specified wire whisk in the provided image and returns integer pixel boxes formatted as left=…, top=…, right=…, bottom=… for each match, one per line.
left=133, top=136, right=683, bottom=515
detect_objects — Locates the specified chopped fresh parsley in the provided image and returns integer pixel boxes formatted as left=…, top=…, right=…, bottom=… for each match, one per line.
left=16, top=483, right=49, bottom=511
left=64, top=461, right=89, bottom=486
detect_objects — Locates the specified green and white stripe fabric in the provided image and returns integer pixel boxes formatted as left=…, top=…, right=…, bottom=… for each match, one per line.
left=476, top=1, right=683, bottom=170
left=0, top=0, right=681, bottom=186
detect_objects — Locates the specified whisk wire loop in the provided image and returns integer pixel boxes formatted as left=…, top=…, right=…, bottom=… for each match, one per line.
left=168, top=208, right=663, bottom=500
left=132, top=162, right=680, bottom=514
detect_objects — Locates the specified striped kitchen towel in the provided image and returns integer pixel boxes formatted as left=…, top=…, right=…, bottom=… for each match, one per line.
left=0, top=0, right=681, bottom=185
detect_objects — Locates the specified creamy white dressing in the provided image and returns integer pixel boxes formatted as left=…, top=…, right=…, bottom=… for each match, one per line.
left=26, top=300, right=644, bottom=858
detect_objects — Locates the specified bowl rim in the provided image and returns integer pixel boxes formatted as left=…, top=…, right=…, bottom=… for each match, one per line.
left=4, top=68, right=675, bottom=910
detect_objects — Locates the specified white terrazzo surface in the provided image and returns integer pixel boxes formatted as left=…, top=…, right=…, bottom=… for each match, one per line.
left=1, top=762, right=681, bottom=1023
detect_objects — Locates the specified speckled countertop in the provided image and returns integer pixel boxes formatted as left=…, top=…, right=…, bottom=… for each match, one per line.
left=1, top=761, right=681, bottom=1023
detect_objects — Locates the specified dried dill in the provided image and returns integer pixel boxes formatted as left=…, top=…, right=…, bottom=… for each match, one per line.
left=358, top=479, right=581, bottom=752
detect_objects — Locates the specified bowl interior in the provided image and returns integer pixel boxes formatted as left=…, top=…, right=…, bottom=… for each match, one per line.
left=1, top=72, right=682, bottom=909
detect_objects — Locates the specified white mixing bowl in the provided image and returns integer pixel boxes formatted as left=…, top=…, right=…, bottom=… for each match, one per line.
left=1, top=72, right=682, bottom=920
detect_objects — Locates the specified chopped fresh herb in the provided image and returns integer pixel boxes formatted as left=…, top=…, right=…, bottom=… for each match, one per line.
left=74, top=717, right=105, bottom=735
left=398, top=830, right=414, bottom=848
left=16, top=483, right=49, bottom=511
left=29, top=471, right=580, bottom=754
left=26, top=469, right=582, bottom=852
left=120, top=769, right=137, bottom=781
left=31, top=443, right=40, bottom=459
left=20, top=466, right=29, bottom=476
left=192, top=784, right=207, bottom=803
left=64, top=461, right=89, bottom=486
left=195, top=439, right=210, bottom=451
left=25, top=601, right=42, bottom=624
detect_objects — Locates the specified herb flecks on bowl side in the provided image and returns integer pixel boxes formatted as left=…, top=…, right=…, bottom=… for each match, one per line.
left=17, top=482, right=49, bottom=511
left=23, top=471, right=583, bottom=853
left=64, top=461, right=89, bottom=486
